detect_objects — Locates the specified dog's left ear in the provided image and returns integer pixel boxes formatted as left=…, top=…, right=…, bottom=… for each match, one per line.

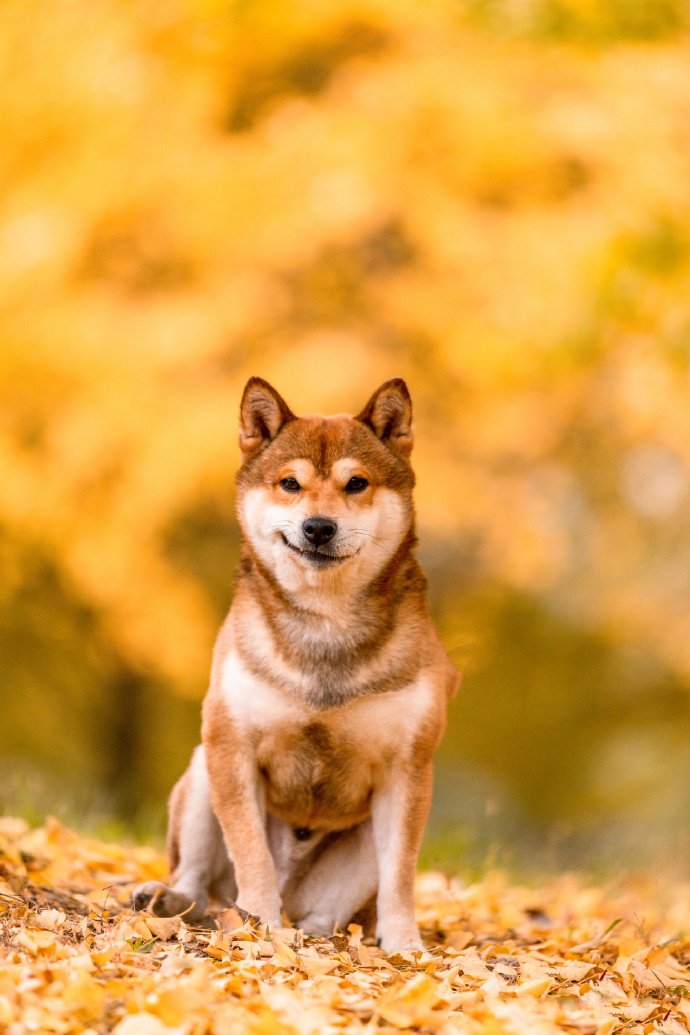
left=355, top=378, right=413, bottom=457
left=239, top=377, right=295, bottom=460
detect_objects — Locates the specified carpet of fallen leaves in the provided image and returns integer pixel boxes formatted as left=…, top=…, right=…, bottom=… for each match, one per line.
left=1, top=819, right=690, bottom=1035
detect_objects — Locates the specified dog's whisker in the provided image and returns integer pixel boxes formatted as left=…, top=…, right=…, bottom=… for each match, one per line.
left=269, top=523, right=298, bottom=536
left=339, top=539, right=385, bottom=555
left=348, top=528, right=386, bottom=544
left=340, top=530, right=387, bottom=552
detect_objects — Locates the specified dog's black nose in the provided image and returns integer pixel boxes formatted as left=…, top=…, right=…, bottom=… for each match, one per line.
left=302, top=516, right=337, bottom=546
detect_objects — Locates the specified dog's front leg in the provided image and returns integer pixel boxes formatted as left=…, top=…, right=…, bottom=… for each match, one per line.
left=371, top=760, right=433, bottom=953
left=205, top=748, right=282, bottom=928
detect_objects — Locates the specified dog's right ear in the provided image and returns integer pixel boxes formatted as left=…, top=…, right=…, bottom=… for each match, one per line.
left=239, top=378, right=295, bottom=460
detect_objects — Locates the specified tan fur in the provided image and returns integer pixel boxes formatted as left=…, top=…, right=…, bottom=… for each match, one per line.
left=134, top=378, right=459, bottom=952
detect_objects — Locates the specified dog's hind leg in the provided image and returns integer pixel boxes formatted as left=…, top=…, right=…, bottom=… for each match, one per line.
left=283, top=820, right=378, bottom=938
left=133, top=745, right=235, bottom=921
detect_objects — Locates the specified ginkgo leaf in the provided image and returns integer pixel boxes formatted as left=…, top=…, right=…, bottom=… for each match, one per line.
left=1, top=819, right=689, bottom=1035
left=144, top=916, right=182, bottom=941
left=298, top=953, right=340, bottom=978
left=376, top=974, right=445, bottom=1027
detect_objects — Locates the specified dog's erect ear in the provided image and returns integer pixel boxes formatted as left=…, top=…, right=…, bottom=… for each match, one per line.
left=239, top=377, right=295, bottom=459
left=355, top=378, right=413, bottom=457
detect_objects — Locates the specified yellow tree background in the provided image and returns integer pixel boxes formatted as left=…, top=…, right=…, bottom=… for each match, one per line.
left=2, top=0, right=690, bottom=868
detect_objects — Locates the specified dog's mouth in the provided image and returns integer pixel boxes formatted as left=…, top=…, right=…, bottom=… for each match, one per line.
left=280, top=533, right=355, bottom=567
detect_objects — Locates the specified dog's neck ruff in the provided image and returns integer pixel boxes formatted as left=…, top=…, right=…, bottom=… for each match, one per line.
left=234, top=537, right=426, bottom=710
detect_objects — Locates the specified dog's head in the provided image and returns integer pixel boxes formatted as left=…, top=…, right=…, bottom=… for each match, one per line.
left=236, top=377, right=415, bottom=594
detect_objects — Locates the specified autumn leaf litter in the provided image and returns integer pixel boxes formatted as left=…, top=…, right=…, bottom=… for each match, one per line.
left=1, top=819, right=689, bottom=1033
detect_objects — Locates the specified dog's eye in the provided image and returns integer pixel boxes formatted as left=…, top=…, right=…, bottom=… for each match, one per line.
left=344, top=476, right=369, bottom=494
left=279, top=477, right=301, bottom=492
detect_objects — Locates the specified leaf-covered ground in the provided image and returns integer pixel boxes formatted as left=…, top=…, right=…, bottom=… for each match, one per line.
left=1, top=819, right=689, bottom=1034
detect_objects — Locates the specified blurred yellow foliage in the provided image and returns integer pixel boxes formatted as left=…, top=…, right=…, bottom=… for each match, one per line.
left=2, top=0, right=690, bottom=852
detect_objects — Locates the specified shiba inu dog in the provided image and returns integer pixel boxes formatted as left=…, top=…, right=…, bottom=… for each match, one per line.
left=134, top=377, right=459, bottom=952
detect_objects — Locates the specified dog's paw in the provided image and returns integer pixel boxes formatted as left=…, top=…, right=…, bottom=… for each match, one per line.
left=376, top=922, right=425, bottom=955
left=295, top=912, right=336, bottom=938
left=132, top=881, right=205, bottom=922
left=236, top=894, right=282, bottom=931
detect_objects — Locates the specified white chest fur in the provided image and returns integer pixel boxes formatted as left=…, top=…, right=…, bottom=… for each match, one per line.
left=218, top=649, right=432, bottom=760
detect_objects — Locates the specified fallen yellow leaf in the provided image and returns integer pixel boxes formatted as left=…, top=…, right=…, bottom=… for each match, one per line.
left=298, top=952, right=340, bottom=978
left=517, top=975, right=553, bottom=997
left=376, top=973, right=444, bottom=1028
left=145, top=916, right=182, bottom=941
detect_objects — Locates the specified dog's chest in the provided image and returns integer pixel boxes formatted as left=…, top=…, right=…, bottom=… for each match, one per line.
left=220, top=651, right=429, bottom=829
left=256, top=718, right=374, bottom=829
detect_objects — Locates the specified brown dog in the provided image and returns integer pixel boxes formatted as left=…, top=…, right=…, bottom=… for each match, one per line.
left=134, top=377, right=459, bottom=952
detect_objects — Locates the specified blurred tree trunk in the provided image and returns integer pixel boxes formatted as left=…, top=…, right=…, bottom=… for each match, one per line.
left=105, top=666, right=146, bottom=817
